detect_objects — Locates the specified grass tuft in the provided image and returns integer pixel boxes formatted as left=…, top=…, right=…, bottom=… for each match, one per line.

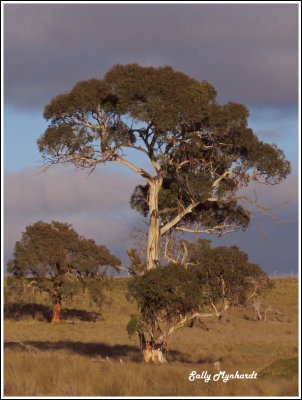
left=258, top=357, right=298, bottom=379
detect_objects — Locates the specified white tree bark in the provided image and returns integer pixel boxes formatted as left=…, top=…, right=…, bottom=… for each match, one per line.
left=146, top=177, right=163, bottom=270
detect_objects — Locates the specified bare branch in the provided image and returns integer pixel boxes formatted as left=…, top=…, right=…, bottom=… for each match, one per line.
left=175, top=223, right=236, bottom=235
left=115, top=156, right=153, bottom=180
left=210, top=301, right=220, bottom=317
left=114, top=265, right=133, bottom=275
left=157, top=311, right=217, bottom=343
left=264, top=306, right=287, bottom=321
left=163, top=235, right=179, bottom=264
left=181, top=240, right=188, bottom=266
left=212, top=170, right=232, bottom=189
left=121, top=144, right=149, bottom=157
left=251, top=299, right=287, bottom=322
left=158, top=207, right=178, bottom=215
left=237, top=195, right=291, bottom=224
left=160, top=202, right=199, bottom=236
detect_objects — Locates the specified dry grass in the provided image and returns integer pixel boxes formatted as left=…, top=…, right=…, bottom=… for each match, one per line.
left=3, top=277, right=299, bottom=397
left=4, top=349, right=298, bottom=397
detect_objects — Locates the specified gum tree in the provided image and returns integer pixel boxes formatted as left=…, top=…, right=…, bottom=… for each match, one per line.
left=38, top=64, right=290, bottom=271
left=127, top=241, right=271, bottom=363
left=7, top=221, right=120, bottom=323
left=184, top=239, right=273, bottom=314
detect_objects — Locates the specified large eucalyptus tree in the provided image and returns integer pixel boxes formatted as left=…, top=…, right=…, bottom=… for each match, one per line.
left=38, top=64, right=290, bottom=271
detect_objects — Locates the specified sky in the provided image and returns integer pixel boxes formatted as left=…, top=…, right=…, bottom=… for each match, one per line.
left=2, top=1, right=300, bottom=276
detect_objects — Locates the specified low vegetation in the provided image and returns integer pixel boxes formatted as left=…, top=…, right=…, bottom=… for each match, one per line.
left=258, top=357, right=298, bottom=379
left=4, top=276, right=298, bottom=396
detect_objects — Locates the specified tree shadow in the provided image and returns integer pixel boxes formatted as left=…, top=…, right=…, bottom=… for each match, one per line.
left=62, top=308, right=101, bottom=322
left=4, top=303, right=101, bottom=322
left=4, top=340, right=208, bottom=364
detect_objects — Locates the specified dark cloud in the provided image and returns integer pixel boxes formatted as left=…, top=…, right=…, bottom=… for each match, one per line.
left=4, top=167, right=298, bottom=275
left=4, top=167, right=143, bottom=267
left=194, top=176, right=299, bottom=276
left=211, top=217, right=298, bottom=277
left=4, top=3, right=298, bottom=110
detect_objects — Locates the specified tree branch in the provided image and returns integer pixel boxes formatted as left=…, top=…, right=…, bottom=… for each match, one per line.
left=157, top=311, right=217, bottom=343
left=115, top=156, right=153, bottom=180
left=121, top=144, right=149, bottom=157
left=181, top=240, right=188, bottom=265
left=175, top=223, right=236, bottom=235
left=237, top=195, right=290, bottom=223
left=114, top=265, right=132, bottom=275
left=160, top=202, right=199, bottom=236
left=158, top=207, right=178, bottom=215
left=212, top=170, right=232, bottom=189
left=163, top=236, right=178, bottom=264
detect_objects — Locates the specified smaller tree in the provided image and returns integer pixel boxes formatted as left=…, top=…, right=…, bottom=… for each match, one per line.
left=127, top=263, right=206, bottom=362
left=127, top=241, right=272, bottom=363
left=186, top=239, right=273, bottom=315
left=7, top=221, right=120, bottom=324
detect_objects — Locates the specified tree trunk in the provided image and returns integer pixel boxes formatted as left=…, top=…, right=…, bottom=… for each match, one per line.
left=51, top=301, right=62, bottom=324
left=146, top=177, right=162, bottom=271
left=139, top=331, right=167, bottom=364
left=142, top=341, right=167, bottom=364
left=252, top=299, right=264, bottom=321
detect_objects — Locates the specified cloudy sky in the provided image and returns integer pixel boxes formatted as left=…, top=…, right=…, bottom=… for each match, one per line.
left=3, top=2, right=300, bottom=275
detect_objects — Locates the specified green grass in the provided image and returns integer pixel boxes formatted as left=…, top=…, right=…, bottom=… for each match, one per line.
left=3, top=276, right=299, bottom=397
left=258, top=357, right=298, bottom=379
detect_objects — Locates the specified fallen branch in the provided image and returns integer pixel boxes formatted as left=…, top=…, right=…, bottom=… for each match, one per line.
left=251, top=299, right=287, bottom=322
left=264, top=306, right=287, bottom=321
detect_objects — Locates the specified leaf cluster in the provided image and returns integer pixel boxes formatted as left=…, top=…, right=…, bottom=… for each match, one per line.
left=127, top=263, right=205, bottom=325
left=126, top=313, right=143, bottom=337
left=104, top=64, right=217, bottom=132
left=187, top=240, right=269, bottom=305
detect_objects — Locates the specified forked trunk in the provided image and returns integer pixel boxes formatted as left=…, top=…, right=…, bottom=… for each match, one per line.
left=142, top=342, right=167, bottom=364
left=139, top=332, right=167, bottom=364
left=51, top=301, right=62, bottom=324
left=146, top=177, right=162, bottom=271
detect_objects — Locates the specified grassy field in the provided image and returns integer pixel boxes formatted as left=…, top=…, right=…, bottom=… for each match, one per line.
left=3, top=277, right=299, bottom=397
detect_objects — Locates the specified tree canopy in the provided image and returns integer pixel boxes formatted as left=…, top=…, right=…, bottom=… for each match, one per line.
left=7, top=221, right=120, bottom=323
left=127, top=241, right=272, bottom=348
left=38, top=64, right=291, bottom=270
left=186, top=239, right=271, bottom=307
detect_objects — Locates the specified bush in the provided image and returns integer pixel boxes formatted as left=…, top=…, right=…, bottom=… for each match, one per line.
left=127, top=263, right=205, bottom=325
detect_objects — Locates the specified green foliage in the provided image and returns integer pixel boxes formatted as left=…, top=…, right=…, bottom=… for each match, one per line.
left=126, top=313, right=143, bottom=337
left=38, top=64, right=291, bottom=244
left=127, top=241, right=272, bottom=341
left=127, top=263, right=205, bottom=325
left=4, top=276, right=38, bottom=306
left=126, top=248, right=146, bottom=276
left=7, top=221, right=120, bottom=309
left=81, top=276, right=107, bottom=308
left=104, top=64, right=217, bottom=131
left=187, top=239, right=270, bottom=305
